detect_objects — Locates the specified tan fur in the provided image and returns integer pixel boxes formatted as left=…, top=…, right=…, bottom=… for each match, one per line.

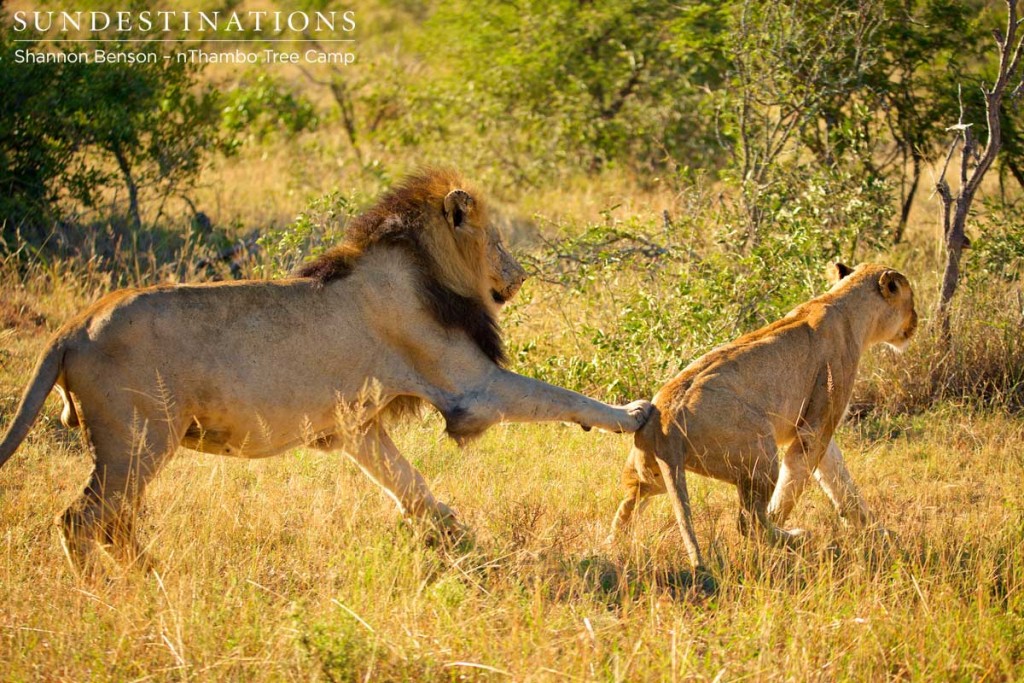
left=608, top=263, right=917, bottom=576
left=0, top=169, right=651, bottom=575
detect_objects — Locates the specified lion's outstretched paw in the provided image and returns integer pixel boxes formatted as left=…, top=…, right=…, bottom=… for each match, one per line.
left=612, top=399, right=654, bottom=433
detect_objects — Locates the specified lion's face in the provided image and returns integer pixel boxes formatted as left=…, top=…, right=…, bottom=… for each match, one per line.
left=486, top=228, right=527, bottom=308
left=441, top=188, right=527, bottom=311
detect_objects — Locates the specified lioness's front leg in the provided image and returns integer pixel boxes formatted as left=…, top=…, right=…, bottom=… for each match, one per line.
left=813, top=439, right=875, bottom=528
left=767, top=365, right=845, bottom=533
left=441, top=367, right=652, bottom=442
left=766, top=434, right=830, bottom=534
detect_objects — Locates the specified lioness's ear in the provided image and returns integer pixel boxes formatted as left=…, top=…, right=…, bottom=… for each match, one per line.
left=879, top=270, right=903, bottom=299
left=827, top=262, right=853, bottom=284
left=443, top=189, right=474, bottom=232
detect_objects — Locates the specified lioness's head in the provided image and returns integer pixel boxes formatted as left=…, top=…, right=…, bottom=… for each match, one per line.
left=829, top=262, right=918, bottom=351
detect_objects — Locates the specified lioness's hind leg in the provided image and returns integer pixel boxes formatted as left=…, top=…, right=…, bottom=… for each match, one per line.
left=654, top=454, right=705, bottom=571
left=607, top=447, right=665, bottom=544
left=737, top=471, right=775, bottom=538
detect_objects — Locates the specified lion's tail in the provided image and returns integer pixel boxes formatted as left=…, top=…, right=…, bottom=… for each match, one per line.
left=0, top=338, right=64, bottom=469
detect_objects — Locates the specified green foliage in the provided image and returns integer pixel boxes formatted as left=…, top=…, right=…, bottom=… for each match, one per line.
left=0, top=34, right=90, bottom=236
left=0, top=31, right=228, bottom=236
left=413, top=0, right=728, bottom=178
left=298, top=618, right=380, bottom=682
left=220, top=73, right=319, bottom=147
left=257, top=191, right=359, bottom=277
left=970, top=199, right=1024, bottom=282
left=715, top=0, right=979, bottom=241
left=67, top=45, right=228, bottom=227
left=0, top=24, right=322, bottom=244
left=756, top=164, right=895, bottom=260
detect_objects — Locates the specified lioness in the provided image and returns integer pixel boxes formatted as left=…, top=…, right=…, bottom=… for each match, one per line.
left=608, top=263, right=917, bottom=579
left=0, top=168, right=651, bottom=573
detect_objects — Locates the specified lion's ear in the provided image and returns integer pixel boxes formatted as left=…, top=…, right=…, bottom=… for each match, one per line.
left=879, top=270, right=904, bottom=300
left=827, top=262, right=853, bottom=284
left=443, top=189, right=474, bottom=232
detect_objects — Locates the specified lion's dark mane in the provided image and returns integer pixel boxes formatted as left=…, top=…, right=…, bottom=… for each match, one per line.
left=294, top=170, right=505, bottom=366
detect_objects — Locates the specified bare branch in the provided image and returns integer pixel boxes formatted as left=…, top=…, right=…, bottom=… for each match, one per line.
left=935, top=0, right=1023, bottom=341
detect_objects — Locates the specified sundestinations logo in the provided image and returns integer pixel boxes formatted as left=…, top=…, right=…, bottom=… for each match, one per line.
left=6, top=7, right=359, bottom=66
left=10, top=9, right=356, bottom=37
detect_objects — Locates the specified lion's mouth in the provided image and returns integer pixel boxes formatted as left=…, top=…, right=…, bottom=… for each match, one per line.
left=491, top=289, right=508, bottom=305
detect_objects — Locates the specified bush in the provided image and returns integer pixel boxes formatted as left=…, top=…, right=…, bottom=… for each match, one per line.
left=970, top=199, right=1024, bottom=283
left=257, top=191, right=363, bottom=278
left=509, top=166, right=893, bottom=401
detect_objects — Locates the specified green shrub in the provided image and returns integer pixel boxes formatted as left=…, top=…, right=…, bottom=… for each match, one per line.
left=257, top=192, right=360, bottom=278
left=971, top=199, right=1024, bottom=282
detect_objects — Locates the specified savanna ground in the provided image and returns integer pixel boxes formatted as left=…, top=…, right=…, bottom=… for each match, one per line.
left=4, top=1, right=1024, bottom=680
left=3, top=179, right=1024, bottom=682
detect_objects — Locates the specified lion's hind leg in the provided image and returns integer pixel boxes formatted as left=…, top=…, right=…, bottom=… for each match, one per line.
left=60, top=473, right=161, bottom=577
left=59, top=398, right=180, bottom=577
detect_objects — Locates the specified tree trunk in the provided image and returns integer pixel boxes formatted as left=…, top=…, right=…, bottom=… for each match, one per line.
left=112, top=144, right=142, bottom=233
left=936, top=195, right=969, bottom=342
left=894, top=151, right=921, bottom=245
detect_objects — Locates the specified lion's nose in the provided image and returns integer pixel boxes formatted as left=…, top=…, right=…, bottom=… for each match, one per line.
left=503, top=262, right=527, bottom=298
left=504, top=277, right=525, bottom=300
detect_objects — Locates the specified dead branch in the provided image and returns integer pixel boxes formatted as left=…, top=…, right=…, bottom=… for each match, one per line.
left=935, top=0, right=1024, bottom=342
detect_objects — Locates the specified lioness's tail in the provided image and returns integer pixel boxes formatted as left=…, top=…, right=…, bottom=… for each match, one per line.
left=0, top=339, right=64, bottom=469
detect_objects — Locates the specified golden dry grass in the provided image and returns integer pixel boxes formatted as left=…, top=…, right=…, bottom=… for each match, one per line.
left=1, top=247, right=1024, bottom=681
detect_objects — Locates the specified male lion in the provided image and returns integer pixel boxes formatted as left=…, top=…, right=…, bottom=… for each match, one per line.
left=608, top=263, right=917, bottom=583
left=0, top=168, right=651, bottom=573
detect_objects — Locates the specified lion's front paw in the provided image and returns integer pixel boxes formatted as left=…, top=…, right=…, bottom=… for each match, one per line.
left=782, top=527, right=811, bottom=548
left=614, top=399, right=654, bottom=433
